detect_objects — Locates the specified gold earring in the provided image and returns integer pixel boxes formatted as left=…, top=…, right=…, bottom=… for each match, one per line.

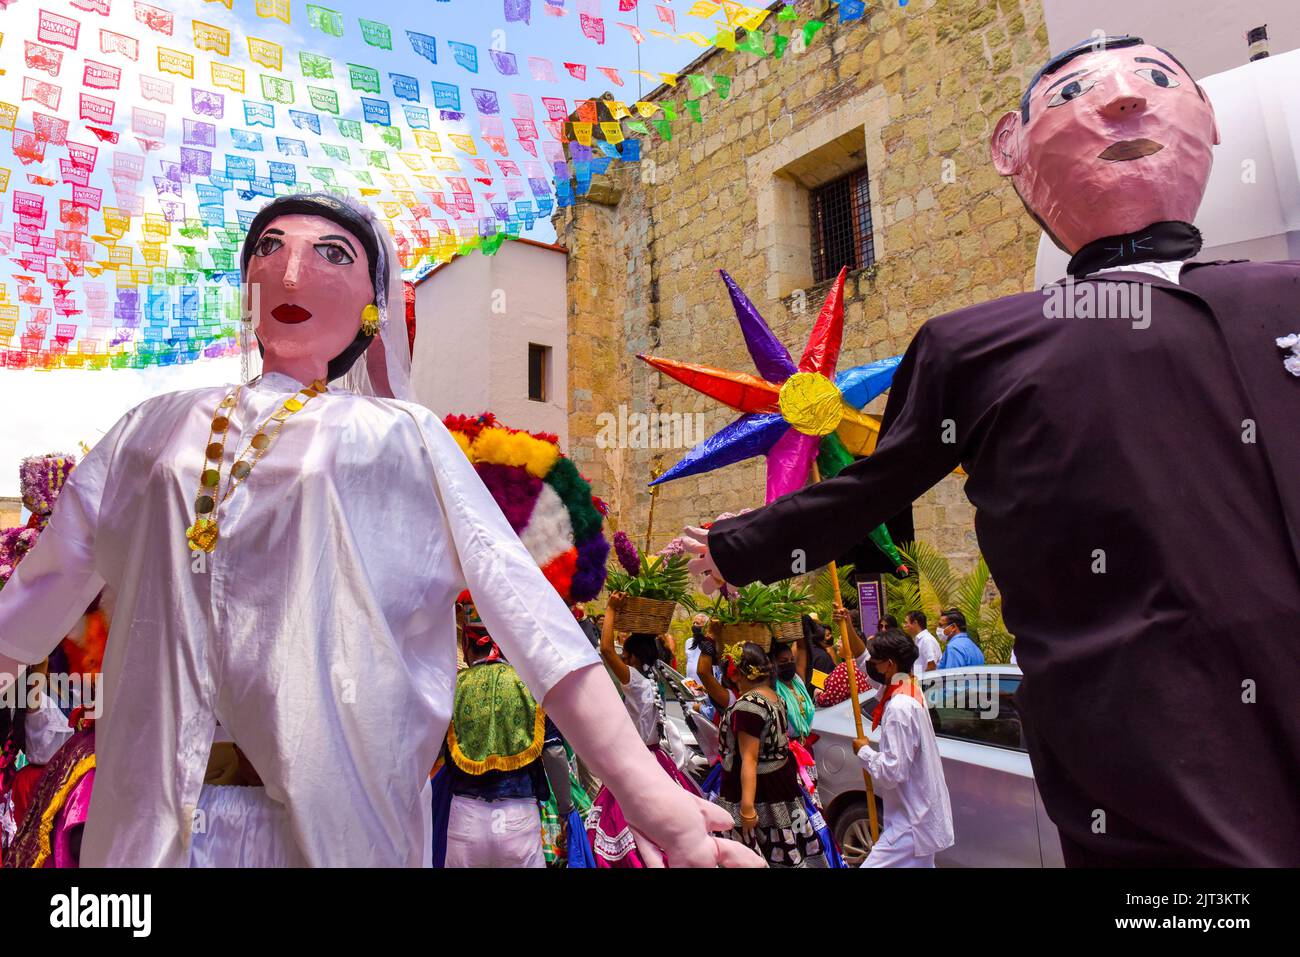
left=360, top=304, right=380, bottom=336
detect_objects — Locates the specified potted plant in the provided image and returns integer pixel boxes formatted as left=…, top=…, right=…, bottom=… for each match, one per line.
left=605, top=531, right=693, bottom=633
left=707, top=581, right=812, bottom=652
left=768, top=579, right=813, bottom=643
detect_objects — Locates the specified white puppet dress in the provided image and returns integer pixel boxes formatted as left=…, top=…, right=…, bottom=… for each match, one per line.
left=0, top=196, right=600, bottom=866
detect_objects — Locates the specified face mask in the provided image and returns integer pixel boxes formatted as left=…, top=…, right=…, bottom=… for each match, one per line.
left=776, top=661, right=797, bottom=682
left=691, top=626, right=705, bottom=640
left=865, top=663, right=887, bottom=685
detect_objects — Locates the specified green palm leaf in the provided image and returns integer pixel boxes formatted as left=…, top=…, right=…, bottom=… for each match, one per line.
left=897, top=541, right=959, bottom=614
left=953, top=555, right=992, bottom=642
left=808, top=563, right=855, bottom=624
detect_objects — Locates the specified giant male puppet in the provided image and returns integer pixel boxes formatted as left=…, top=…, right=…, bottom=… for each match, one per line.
left=0, top=193, right=760, bottom=868
left=687, top=37, right=1300, bottom=867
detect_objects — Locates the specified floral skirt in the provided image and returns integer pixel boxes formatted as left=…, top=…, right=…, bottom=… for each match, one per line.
left=586, top=746, right=700, bottom=867
left=715, top=793, right=829, bottom=868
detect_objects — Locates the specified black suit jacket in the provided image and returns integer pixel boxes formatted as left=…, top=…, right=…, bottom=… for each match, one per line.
left=711, top=261, right=1300, bottom=865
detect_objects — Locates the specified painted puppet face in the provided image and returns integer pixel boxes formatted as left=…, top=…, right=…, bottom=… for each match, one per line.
left=244, top=213, right=373, bottom=370
left=991, top=43, right=1220, bottom=252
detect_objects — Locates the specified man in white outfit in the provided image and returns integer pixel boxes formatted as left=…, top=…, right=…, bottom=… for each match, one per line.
left=852, top=629, right=954, bottom=868
left=902, top=611, right=942, bottom=676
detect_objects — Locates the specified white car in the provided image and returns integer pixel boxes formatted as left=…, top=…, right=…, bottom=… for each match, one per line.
left=811, top=664, right=1064, bottom=867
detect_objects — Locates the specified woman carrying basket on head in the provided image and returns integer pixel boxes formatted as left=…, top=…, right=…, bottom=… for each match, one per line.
left=586, top=593, right=703, bottom=867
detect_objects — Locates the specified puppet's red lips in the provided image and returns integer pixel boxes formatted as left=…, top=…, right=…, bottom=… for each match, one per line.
left=1098, top=139, right=1164, bottom=162
left=272, top=304, right=312, bottom=324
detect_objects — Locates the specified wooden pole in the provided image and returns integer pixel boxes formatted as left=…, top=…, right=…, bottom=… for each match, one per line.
left=811, top=462, right=880, bottom=845
left=644, top=464, right=664, bottom=556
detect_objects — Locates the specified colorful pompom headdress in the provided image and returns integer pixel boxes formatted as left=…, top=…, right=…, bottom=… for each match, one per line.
left=444, top=413, right=610, bottom=604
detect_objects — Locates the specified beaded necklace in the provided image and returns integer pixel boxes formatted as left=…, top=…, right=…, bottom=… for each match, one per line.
left=185, top=377, right=327, bottom=552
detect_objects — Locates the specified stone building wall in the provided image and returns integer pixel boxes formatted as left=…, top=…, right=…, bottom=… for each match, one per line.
left=0, top=497, right=22, bottom=528
left=555, top=0, right=1050, bottom=571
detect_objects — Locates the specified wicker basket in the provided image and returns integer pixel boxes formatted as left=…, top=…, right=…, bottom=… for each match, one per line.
left=709, top=621, right=773, bottom=653
left=616, top=596, right=678, bottom=634
left=773, top=619, right=804, bottom=644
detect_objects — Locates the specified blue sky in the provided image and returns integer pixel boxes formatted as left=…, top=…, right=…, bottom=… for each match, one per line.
left=0, top=0, right=736, bottom=495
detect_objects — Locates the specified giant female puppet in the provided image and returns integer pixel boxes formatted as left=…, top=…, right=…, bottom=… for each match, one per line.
left=0, top=194, right=759, bottom=868
left=685, top=37, right=1300, bottom=867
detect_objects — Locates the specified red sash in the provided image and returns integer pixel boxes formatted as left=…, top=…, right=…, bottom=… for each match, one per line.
left=871, top=675, right=925, bottom=730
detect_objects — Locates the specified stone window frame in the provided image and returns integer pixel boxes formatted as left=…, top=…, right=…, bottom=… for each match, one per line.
left=746, top=84, right=890, bottom=303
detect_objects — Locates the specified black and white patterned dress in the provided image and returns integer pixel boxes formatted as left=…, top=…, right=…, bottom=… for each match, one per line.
left=717, top=690, right=827, bottom=868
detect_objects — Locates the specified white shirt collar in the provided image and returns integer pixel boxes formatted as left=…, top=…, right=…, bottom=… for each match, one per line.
left=253, top=371, right=304, bottom=392
left=1087, top=260, right=1185, bottom=285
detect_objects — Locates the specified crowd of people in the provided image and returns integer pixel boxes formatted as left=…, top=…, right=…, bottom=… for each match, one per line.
left=422, top=586, right=972, bottom=869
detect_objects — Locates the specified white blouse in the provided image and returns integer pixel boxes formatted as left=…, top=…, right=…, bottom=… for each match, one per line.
left=622, top=667, right=660, bottom=748
left=0, top=372, right=599, bottom=866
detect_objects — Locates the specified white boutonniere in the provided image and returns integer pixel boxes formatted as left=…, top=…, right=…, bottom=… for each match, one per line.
left=1278, top=334, right=1300, bottom=377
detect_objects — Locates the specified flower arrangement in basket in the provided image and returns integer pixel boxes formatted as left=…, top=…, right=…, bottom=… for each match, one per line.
left=604, top=531, right=694, bottom=633
left=706, top=580, right=812, bottom=653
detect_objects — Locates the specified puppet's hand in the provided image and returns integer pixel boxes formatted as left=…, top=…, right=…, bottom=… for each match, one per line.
left=626, top=785, right=766, bottom=868
left=542, top=664, right=763, bottom=868
left=682, top=525, right=731, bottom=598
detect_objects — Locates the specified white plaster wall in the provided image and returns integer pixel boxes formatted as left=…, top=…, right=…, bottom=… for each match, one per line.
left=1041, top=0, right=1299, bottom=77
left=411, top=253, right=493, bottom=419
left=410, top=242, right=568, bottom=445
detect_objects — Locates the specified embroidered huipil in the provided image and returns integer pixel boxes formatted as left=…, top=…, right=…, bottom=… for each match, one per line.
left=0, top=372, right=599, bottom=866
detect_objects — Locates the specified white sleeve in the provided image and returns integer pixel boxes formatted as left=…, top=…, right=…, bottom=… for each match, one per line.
left=22, top=691, right=75, bottom=765
left=0, top=411, right=131, bottom=665
left=416, top=411, right=600, bottom=701
left=857, top=705, right=919, bottom=789
left=621, top=668, right=659, bottom=745
left=924, top=635, right=942, bottom=667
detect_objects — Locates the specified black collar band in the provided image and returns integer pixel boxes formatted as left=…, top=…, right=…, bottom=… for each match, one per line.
left=1067, top=221, right=1203, bottom=278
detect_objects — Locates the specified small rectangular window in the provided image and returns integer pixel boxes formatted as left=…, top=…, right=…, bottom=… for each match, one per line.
left=810, top=167, right=875, bottom=282
left=528, top=343, right=549, bottom=402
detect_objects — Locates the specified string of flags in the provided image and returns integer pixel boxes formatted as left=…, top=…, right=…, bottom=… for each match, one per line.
left=0, top=0, right=881, bottom=371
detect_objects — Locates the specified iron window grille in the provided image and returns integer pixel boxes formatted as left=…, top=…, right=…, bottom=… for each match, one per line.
left=810, top=168, right=876, bottom=283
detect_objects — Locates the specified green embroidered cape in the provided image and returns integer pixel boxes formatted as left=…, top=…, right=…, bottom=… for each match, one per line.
left=447, top=662, right=545, bottom=774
